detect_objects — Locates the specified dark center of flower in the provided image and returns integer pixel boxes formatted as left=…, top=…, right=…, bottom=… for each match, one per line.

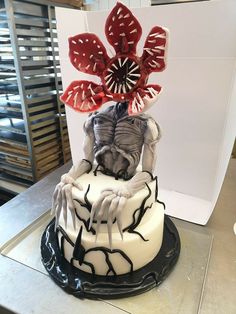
left=104, top=57, right=140, bottom=94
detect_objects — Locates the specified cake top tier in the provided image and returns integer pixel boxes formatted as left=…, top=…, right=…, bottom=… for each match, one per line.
left=60, top=2, right=169, bottom=116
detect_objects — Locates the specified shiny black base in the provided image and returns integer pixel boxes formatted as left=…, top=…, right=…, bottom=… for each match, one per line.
left=41, top=215, right=180, bottom=299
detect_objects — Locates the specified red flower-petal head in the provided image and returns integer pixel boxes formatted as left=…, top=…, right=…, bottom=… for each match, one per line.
left=61, top=2, right=169, bottom=115
left=69, top=33, right=110, bottom=76
left=105, top=2, right=142, bottom=55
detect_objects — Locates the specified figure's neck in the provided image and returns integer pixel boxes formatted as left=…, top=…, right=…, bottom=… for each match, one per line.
left=115, top=102, right=128, bottom=118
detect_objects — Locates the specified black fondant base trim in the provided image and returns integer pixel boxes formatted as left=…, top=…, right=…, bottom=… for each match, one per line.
left=41, top=215, right=180, bottom=299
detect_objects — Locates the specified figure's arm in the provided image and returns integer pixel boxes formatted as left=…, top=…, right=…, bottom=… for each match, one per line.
left=124, top=117, right=161, bottom=195
left=52, top=114, right=96, bottom=228
left=89, top=117, right=161, bottom=247
left=142, top=117, right=161, bottom=174
left=63, top=114, right=95, bottom=180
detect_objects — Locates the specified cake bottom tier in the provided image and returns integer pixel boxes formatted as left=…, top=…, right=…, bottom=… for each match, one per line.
left=41, top=215, right=181, bottom=299
left=58, top=203, right=164, bottom=276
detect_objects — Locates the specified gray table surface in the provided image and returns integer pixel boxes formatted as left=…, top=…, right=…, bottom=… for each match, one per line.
left=0, top=159, right=235, bottom=314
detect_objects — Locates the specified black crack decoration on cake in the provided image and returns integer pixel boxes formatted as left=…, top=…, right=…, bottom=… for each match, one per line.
left=41, top=2, right=180, bottom=298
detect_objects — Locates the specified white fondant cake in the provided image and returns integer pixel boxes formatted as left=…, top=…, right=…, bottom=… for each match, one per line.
left=58, top=170, right=165, bottom=276
left=41, top=3, right=179, bottom=297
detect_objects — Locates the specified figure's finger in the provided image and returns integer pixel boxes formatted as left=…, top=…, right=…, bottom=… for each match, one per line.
left=109, top=196, right=120, bottom=221
left=116, top=196, right=127, bottom=239
left=89, top=191, right=113, bottom=230
left=65, top=184, right=76, bottom=230
left=55, top=185, right=63, bottom=230
left=96, top=194, right=116, bottom=243
left=95, top=193, right=116, bottom=220
left=54, top=204, right=60, bottom=231
left=51, top=188, right=58, bottom=215
left=51, top=182, right=62, bottom=215
left=72, top=180, right=83, bottom=190
left=62, top=185, right=68, bottom=227
left=107, top=196, right=119, bottom=248
left=101, top=188, right=114, bottom=194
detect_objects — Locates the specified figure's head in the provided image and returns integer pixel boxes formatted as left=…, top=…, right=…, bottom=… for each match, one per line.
left=61, top=2, right=168, bottom=116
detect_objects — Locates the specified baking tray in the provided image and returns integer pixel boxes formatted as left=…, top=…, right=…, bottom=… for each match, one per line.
left=0, top=212, right=213, bottom=314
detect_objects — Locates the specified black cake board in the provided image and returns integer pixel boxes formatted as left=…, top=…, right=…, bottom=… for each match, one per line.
left=41, top=215, right=180, bottom=299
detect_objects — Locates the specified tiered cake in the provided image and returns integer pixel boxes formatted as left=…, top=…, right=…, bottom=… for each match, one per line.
left=58, top=169, right=165, bottom=276
left=41, top=2, right=180, bottom=299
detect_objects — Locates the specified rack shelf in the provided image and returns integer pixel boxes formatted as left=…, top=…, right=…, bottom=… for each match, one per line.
left=0, top=0, right=75, bottom=200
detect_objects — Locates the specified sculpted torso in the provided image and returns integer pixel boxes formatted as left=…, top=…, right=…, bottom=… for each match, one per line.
left=88, top=104, right=148, bottom=179
left=52, top=102, right=161, bottom=246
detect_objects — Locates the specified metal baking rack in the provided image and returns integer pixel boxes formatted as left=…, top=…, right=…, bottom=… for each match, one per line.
left=0, top=0, right=78, bottom=201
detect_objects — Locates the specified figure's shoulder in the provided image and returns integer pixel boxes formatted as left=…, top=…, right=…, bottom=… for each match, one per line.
left=139, top=113, right=159, bottom=127
left=83, top=111, right=97, bottom=133
left=143, top=115, right=161, bottom=143
left=138, top=112, right=153, bottom=121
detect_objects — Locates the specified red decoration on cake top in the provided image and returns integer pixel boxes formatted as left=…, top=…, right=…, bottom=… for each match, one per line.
left=61, top=2, right=168, bottom=115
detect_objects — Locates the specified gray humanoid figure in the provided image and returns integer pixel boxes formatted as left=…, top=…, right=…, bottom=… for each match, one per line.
left=52, top=101, right=161, bottom=245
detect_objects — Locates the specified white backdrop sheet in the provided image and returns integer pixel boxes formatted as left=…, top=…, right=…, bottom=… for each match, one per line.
left=56, top=0, right=236, bottom=224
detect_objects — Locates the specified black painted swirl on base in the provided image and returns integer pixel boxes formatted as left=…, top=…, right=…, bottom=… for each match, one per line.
left=57, top=224, right=133, bottom=277
left=41, top=215, right=180, bottom=299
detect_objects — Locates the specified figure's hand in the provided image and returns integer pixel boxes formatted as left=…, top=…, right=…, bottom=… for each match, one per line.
left=51, top=173, right=82, bottom=229
left=89, top=186, right=133, bottom=247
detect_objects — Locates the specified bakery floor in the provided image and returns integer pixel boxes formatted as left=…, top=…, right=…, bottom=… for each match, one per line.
left=0, top=159, right=235, bottom=314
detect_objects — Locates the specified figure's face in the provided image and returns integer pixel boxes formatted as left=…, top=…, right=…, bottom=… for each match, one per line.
left=102, top=55, right=148, bottom=101
left=61, top=2, right=168, bottom=116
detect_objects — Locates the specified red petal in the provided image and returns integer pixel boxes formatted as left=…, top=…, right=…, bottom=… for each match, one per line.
left=61, top=80, right=109, bottom=113
left=128, top=84, right=162, bottom=115
left=105, top=2, right=142, bottom=54
left=141, top=26, right=169, bottom=73
left=69, top=33, right=110, bottom=76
